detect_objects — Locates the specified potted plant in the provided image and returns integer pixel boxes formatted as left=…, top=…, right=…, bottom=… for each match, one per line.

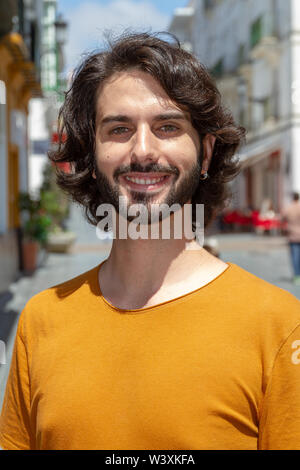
left=19, top=193, right=52, bottom=272
left=40, top=163, right=76, bottom=253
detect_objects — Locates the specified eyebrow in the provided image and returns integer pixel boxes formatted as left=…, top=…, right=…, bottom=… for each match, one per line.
left=153, top=112, right=188, bottom=122
left=100, top=115, right=131, bottom=125
left=99, top=112, right=188, bottom=126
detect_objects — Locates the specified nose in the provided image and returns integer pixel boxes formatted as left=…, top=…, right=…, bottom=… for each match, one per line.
left=130, top=124, right=158, bottom=164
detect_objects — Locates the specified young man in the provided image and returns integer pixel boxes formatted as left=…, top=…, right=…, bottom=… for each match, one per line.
left=1, top=33, right=300, bottom=450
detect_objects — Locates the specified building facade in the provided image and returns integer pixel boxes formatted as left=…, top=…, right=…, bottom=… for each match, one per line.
left=28, top=0, right=68, bottom=196
left=0, top=0, right=42, bottom=293
left=169, top=0, right=300, bottom=215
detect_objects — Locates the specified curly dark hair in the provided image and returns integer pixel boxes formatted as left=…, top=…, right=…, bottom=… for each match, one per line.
left=49, top=31, right=245, bottom=229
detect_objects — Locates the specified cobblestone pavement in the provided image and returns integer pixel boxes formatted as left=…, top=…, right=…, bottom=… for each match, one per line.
left=0, top=204, right=299, bottom=408
left=215, top=232, right=300, bottom=297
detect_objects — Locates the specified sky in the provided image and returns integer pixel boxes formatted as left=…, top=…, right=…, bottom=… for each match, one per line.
left=57, top=0, right=188, bottom=75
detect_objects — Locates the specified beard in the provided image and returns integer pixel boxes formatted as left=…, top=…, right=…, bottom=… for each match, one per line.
left=94, top=157, right=202, bottom=225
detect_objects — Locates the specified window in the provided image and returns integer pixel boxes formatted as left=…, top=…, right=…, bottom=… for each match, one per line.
left=238, top=44, right=246, bottom=66
left=204, top=0, right=215, bottom=10
left=204, top=0, right=224, bottom=10
left=211, top=59, right=224, bottom=79
left=263, top=97, right=272, bottom=121
left=250, top=16, right=263, bottom=49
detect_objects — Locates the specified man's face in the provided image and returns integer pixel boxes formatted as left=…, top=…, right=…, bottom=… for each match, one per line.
left=94, top=70, right=201, bottom=219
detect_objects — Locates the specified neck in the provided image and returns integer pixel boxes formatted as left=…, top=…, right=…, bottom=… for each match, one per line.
left=98, top=209, right=226, bottom=308
left=106, top=208, right=202, bottom=284
left=101, top=232, right=212, bottom=301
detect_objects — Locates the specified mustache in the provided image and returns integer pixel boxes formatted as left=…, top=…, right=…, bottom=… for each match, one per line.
left=113, top=162, right=179, bottom=180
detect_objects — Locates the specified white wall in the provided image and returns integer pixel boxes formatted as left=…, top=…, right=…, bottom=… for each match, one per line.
left=29, top=154, right=48, bottom=196
left=28, top=98, right=49, bottom=140
left=10, top=110, right=28, bottom=193
left=192, top=0, right=291, bottom=122
left=290, top=127, right=300, bottom=192
left=0, top=80, right=7, bottom=234
left=28, top=98, right=50, bottom=194
left=278, top=41, right=291, bottom=119
left=289, top=0, right=300, bottom=192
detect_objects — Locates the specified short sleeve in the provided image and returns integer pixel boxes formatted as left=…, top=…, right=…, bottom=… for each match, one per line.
left=0, top=312, right=33, bottom=450
left=259, top=323, right=300, bottom=449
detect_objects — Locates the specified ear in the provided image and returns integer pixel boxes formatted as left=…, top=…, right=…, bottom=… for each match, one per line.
left=201, top=134, right=216, bottom=174
left=92, top=170, right=96, bottom=179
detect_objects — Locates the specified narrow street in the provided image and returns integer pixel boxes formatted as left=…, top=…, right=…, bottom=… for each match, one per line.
left=0, top=203, right=299, bottom=408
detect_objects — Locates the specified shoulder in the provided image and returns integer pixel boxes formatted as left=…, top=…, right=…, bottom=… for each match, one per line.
left=28, top=263, right=99, bottom=304
left=219, top=264, right=300, bottom=384
left=225, top=262, right=300, bottom=332
left=227, top=262, right=300, bottom=307
left=19, top=264, right=101, bottom=333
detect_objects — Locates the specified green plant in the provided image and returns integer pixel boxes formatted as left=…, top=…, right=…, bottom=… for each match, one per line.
left=40, top=163, right=70, bottom=231
left=19, top=193, right=52, bottom=245
left=40, top=189, right=69, bottom=231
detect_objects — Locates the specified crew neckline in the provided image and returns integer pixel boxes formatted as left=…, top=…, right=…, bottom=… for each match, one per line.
left=92, top=260, right=233, bottom=314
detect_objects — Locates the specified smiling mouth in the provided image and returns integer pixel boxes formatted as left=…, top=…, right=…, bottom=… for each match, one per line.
left=120, top=173, right=172, bottom=191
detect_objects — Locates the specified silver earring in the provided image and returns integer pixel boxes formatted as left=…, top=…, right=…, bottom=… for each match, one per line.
left=200, top=172, right=209, bottom=181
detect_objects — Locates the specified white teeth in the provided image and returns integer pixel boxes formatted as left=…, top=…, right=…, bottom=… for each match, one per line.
left=125, top=176, right=165, bottom=185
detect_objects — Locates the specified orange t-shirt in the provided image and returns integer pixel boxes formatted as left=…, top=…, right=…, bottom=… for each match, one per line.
left=1, top=262, right=300, bottom=450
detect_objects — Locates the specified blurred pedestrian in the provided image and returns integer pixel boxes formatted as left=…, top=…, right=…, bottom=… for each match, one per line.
left=282, top=192, right=300, bottom=284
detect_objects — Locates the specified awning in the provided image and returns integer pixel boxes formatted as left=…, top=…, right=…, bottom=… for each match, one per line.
left=237, top=140, right=282, bottom=169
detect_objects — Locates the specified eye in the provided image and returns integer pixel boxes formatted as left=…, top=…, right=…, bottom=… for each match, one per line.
left=109, top=127, right=130, bottom=135
left=159, top=125, right=179, bottom=133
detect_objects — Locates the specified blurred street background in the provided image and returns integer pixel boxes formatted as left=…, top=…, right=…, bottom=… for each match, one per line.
left=2, top=0, right=300, bottom=407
